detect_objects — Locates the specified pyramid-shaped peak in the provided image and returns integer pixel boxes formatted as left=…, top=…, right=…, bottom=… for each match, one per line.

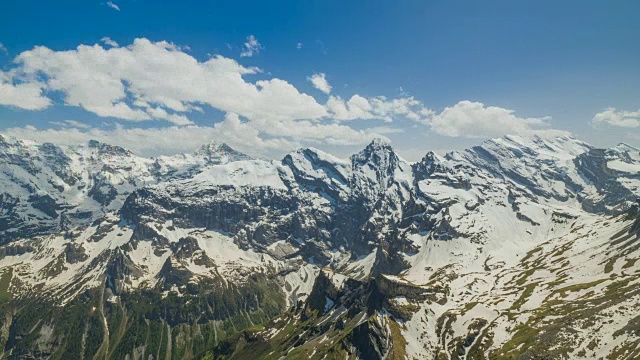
left=193, top=141, right=252, bottom=162
left=419, top=151, right=444, bottom=164
left=352, top=137, right=406, bottom=171
left=355, top=138, right=395, bottom=158
left=367, top=137, right=392, bottom=148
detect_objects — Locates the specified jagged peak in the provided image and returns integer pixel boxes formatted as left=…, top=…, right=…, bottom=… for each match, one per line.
left=0, top=134, right=35, bottom=149
left=284, top=146, right=349, bottom=166
left=192, top=141, right=252, bottom=161
left=194, top=141, right=228, bottom=154
left=0, top=134, right=12, bottom=149
left=418, top=151, right=444, bottom=164
left=612, top=142, right=640, bottom=153
left=86, top=139, right=132, bottom=155
left=364, top=137, right=393, bottom=151
left=353, top=137, right=398, bottom=162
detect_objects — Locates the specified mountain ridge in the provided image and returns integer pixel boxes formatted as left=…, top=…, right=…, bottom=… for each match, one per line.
left=0, top=133, right=638, bottom=359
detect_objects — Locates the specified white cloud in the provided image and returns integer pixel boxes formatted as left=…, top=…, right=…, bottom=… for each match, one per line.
left=0, top=43, right=6, bottom=54
left=297, top=42, right=303, bottom=50
left=369, top=96, right=430, bottom=122
left=251, top=117, right=390, bottom=146
left=326, top=94, right=432, bottom=123
left=326, top=95, right=373, bottom=120
left=7, top=38, right=328, bottom=125
left=100, top=37, right=119, bottom=47
left=1, top=38, right=433, bottom=129
left=106, top=1, right=120, bottom=11
left=423, top=100, right=553, bottom=138
left=592, top=107, right=640, bottom=128
left=211, top=113, right=297, bottom=152
left=240, top=35, right=262, bottom=57
left=1, top=119, right=392, bottom=159
left=50, top=120, right=91, bottom=129
left=308, top=73, right=332, bottom=94
left=0, top=81, right=51, bottom=110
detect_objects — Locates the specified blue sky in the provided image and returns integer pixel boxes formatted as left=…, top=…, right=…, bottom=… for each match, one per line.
left=0, top=0, right=638, bottom=159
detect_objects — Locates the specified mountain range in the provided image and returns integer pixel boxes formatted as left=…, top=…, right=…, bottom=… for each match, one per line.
left=0, top=133, right=638, bottom=359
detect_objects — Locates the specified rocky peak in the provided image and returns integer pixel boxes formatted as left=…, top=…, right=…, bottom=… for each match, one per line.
left=611, top=142, right=639, bottom=153
left=192, top=141, right=252, bottom=164
left=413, top=151, right=447, bottom=181
left=351, top=139, right=401, bottom=177
left=608, top=143, right=640, bottom=163
left=86, top=139, right=132, bottom=156
left=353, top=138, right=395, bottom=162
left=350, top=138, right=411, bottom=202
left=282, top=147, right=351, bottom=199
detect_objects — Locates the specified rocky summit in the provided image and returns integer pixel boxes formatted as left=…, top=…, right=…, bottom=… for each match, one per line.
left=0, top=134, right=638, bottom=359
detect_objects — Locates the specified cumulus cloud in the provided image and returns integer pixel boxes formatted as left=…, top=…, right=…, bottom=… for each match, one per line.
left=100, top=37, right=119, bottom=47
left=423, top=100, right=554, bottom=138
left=592, top=107, right=640, bottom=128
left=240, top=35, right=262, bottom=57
left=326, top=95, right=432, bottom=123
left=326, top=95, right=373, bottom=120
left=106, top=1, right=120, bottom=11
left=212, top=113, right=298, bottom=152
left=308, top=73, right=332, bottom=94
left=0, top=38, right=432, bottom=129
left=4, top=38, right=329, bottom=125
left=0, top=81, right=51, bottom=110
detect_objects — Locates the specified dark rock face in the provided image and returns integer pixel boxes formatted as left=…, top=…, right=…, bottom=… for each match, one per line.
left=64, top=242, right=89, bottom=264
left=87, top=139, right=132, bottom=156
left=371, top=226, right=417, bottom=276
left=375, top=274, right=446, bottom=304
left=295, top=270, right=395, bottom=359
left=217, top=267, right=438, bottom=359
left=626, top=200, right=640, bottom=236
left=28, top=194, right=61, bottom=218
left=87, top=179, right=118, bottom=206
left=105, top=248, right=143, bottom=294
left=0, top=138, right=260, bottom=243
left=575, top=148, right=638, bottom=214
left=347, top=316, right=392, bottom=359
left=40, top=143, right=78, bottom=186
left=119, top=141, right=423, bottom=264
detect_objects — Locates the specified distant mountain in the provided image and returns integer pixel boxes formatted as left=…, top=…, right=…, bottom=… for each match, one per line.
left=0, top=133, right=638, bottom=359
left=0, top=137, right=251, bottom=241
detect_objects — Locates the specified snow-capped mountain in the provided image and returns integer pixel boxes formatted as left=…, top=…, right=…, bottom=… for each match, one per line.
left=0, top=133, right=637, bottom=359
left=0, top=136, right=251, bottom=242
